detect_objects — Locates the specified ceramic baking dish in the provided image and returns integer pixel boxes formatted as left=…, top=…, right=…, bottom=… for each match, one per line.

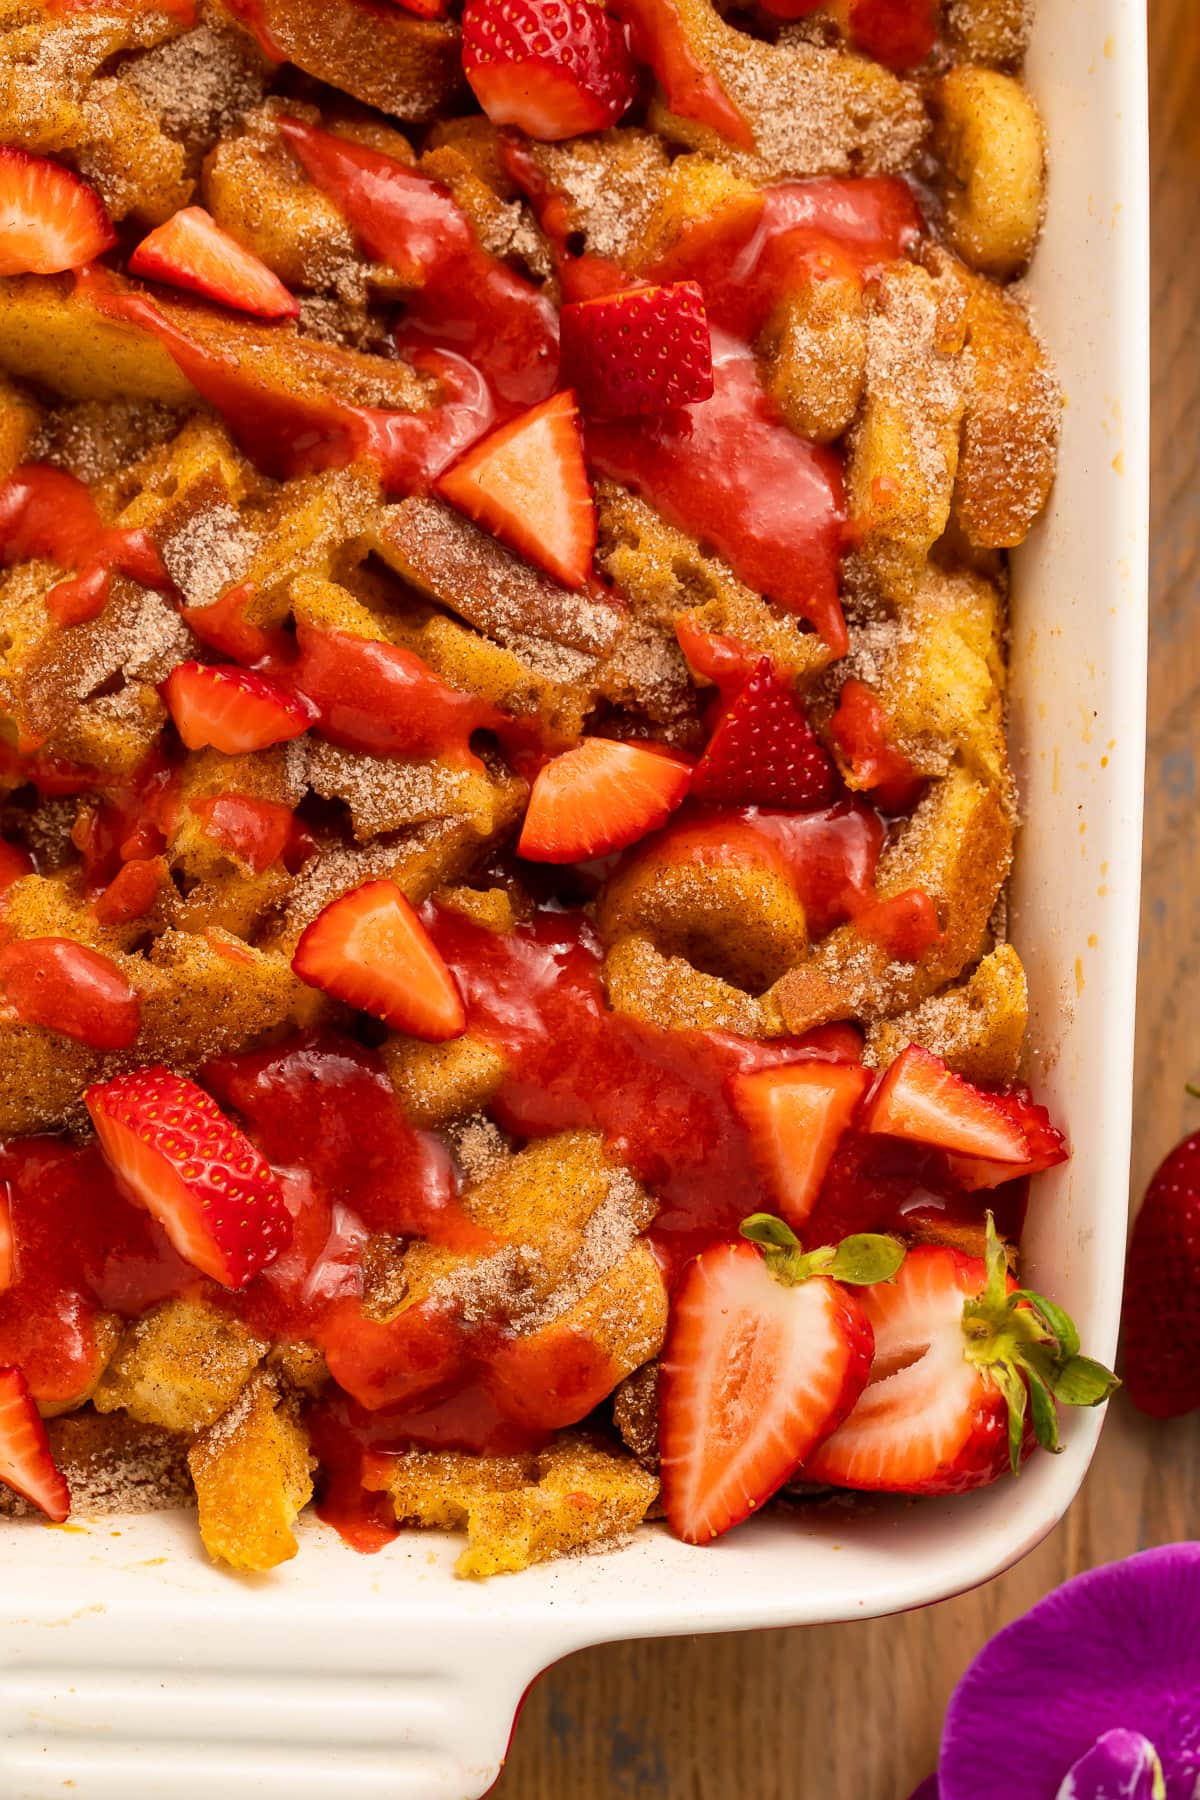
left=0, top=2, right=1149, bottom=1793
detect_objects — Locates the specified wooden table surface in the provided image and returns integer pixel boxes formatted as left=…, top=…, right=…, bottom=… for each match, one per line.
left=494, top=7, right=1200, bottom=1795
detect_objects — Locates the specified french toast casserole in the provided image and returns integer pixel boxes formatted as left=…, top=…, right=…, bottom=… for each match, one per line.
left=0, top=0, right=1118, bottom=1576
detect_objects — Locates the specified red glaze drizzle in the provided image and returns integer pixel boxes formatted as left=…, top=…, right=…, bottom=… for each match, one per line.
left=0, top=465, right=168, bottom=630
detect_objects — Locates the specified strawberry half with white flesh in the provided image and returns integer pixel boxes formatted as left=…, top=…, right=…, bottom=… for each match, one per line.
left=436, top=389, right=596, bottom=589
left=129, top=207, right=300, bottom=319
left=292, top=880, right=467, bottom=1041
left=805, top=1215, right=1118, bottom=1495
left=0, top=1366, right=70, bottom=1522
left=732, top=1060, right=871, bottom=1230
left=659, top=1217, right=905, bottom=1544
left=0, top=147, right=115, bottom=275
left=861, top=1043, right=1031, bottom=1163
left=560, top=282, right=714, bottom=417
left=85, top=1067, right=292, bottom=1289
left=518, top=736, right=692, bottom=862
left=162, top=662, right=313, bottom=754
left=462, top=0, right=637, bottom=141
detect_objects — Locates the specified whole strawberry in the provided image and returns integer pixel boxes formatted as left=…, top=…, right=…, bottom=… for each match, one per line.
left=1123, top=1130, right=1200, bottom=1417
left=691, top=656, right=835, bottom=809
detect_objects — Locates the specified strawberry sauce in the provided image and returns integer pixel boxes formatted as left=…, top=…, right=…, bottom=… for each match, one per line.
left=0, top=464, right=169, bottom=628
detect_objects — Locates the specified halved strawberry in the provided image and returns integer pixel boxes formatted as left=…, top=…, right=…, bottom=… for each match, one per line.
left=462, top=0, right=637, bottom=140
left=0, top=1366, right=70, bottom=1522
left=947, top=1090, right=1069, bottom=1192
left=862, top=1044, right=1030, bottom=1164
left=292, top=880, right=467, bottom=1041
left=660, top=1218, right=903, bottom=1543
left=129, top=206, right=300, bottom=320
left=805, top=1216, right=1117, bottom=1494
left=732, top=1061, right=870, bottom=1230
left=518, top=737, right=691, bottom=862
left=0, top=937, right=141, bottom=1050
left=691, top=656, right=835, bottom=809
left=0, top=148, right=115, bottom=276
left=436, top=390, right=596, bottom=589
left=0, top=1186, right=13, bottom=1293
left=162, top=661, right=313, bottom=754
left=85, top=1066, right=292, bottom=1289
left=561, top=282, right=713, bottom=418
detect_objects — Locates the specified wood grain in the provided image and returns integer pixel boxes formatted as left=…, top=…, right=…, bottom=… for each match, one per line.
left=493, top=7, right=1200, bottom=1795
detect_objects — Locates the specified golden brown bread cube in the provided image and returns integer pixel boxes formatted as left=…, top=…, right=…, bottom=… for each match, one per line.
left=94, top=1299, right=268, bottom=1436
left=189, top=1371, right=315, bottom=1572
left=526, top=130, right=678, bottom=268
left=845, top=263, right=965, bottom=606
left=370, top=1433, right=659, bottom=1578
left=759, top=270, right=868, bottom=444
left=305, top=739, right=519, bottom=842
left=217, top=0, right=461, bottom=123
left=649, top=19, right=927, bottom=184
left=603, top=933, right=784, bottom=1038
left=0, top=1407, right=192, bottom=1518
left=596, top=831, right=809, bottom=990
left=944, top=0, right=1034, bottom=66
left=771, top=764, right=1014, bottom=1031
left=381, top=1032, right=511, bottom=1128
left=623, top=154, right=754, bottom=273
left=865, top=943, right=1028, bottom=1085
left=0, top=276, right=198, bottom=405
left=932, top=66, right=1046, bottom=277
left=0, top=373, right=39, bottom=476
left=203, top=108, right=361, bottom=292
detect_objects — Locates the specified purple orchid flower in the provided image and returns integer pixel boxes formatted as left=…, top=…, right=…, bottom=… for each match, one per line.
left=907, top=1545, right=1200, bottom=1800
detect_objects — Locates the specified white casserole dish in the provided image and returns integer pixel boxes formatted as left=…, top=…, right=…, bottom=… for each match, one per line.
left=0, top=2, right=1150, bottom=1792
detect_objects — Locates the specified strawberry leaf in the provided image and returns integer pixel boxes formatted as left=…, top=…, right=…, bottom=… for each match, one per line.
left=740, top=1213, right=801, bottom=1252
left=739, top=1216, right=904, bottom=1288
left=1024, top=1364, right=1061, bottom=1454
left=1011, top=1287, right=1080, bottom=1361
left=991, top=1360, right=1027, bottom=1474
left=824, top=1234, right=906, bottom=1286
left=1050, top=1355, right=1121, bottom=1407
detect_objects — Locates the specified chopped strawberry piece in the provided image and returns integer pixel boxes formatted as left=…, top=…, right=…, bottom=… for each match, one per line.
left=92, top=855, right=167, bottom=927
left=437, top=390, right=596, bottom=589
left=462, top=0, right=637, bottom=140
left=0, top=1187, right=13, bottom=1293
left=0, top=937, right=141, bottom=1050
left=844, top=0, right=938, bottom=70
left=0, top=147, right=115, bottom=276
left=732, top=1061, right=870, bottom=1230
left=191, top=795, right=295, bottom=875
left=162, top=661, right=313, bottom=754
left=129, top=206, right=300, bottom=320
left=561, top=282, right=713, bottom=418
left=607, top=0, right=752, bottom=147
left=659, top=1237, right=875, bottom=1543
left=691, top=657, right=835, bottom=809
left=86, top=1066, right=292, bottom=1288
left=828, top=678, right=925, bottom=814
left=292, top=881, right=467, bottom=1041
left=291, top=624, right=501, bottom=766
left=1124, top=1130, right=1200, bottom=1418
left=0, top=1366, right=70, bottom=1521
left=862, top=1045, right=1030, bottom=1164
left=946, top=1090, right=1069, bottom=1191
left=518, top=737, right=692, bottom=862
left=0, top=839, right=33, bottom=898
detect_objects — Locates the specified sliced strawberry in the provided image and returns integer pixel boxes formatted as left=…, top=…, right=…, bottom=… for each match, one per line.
left=129, top=206, right=300, bottom=320
left=85, top=1066, right=292, bottom=1289
left=1124, top=1130, right=1200, bottom=1418
left=0, top=1366, right=70, bottom=1521
left=862, top=1044, right=1030, bottom=1164
left=827, top=678, right=925, bottom=815
left=947, top=1090, right=1069, bottom=1192
left=691, top=657, right=835, bottom=809
left=0, top=1186, right=13, bottom=1293
left=806, top=1218, right=1118, bottom=1495
left=0, top=937, right=141, bottom=1050
left=0, top=148, right=115, bottom=276
left=191, top=795, right=295, bottom=875
left=732, top=1061, right=870, bottom=1230
left=292, top=881, right=467, bottom=1041
left=162, top=661, right=312, bottom=754
left=462, top=0, right=637, bottom=140
left=437, top=390, right=596, bottom=589
left=518, top=737, right=691, bottom=862
left=660, top=1220, right=903, bottom=1543
left=561, top=282, right=713, bottom=418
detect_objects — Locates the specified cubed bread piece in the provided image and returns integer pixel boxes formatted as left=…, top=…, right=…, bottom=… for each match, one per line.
left=932, top=66, right=1046, bottom=277
left=845, top=263, right=965, bottom=606
left=94, top=1299, right=268, bottom=1436
left=770, top=765, right=1014, bottom=1030
left=759, top=269, right=868, bottom=443
left=30, top=396, right=185, bottom=486
left=623, top=154, right=755, bottom=272
left=596, top=827, right=809, bottom=990
left=529, top=131, right=673, bottom=267
left=612, top=1360, right=660, bottom=1470
left=603, top=933, right=784, bottom=1037
left=865, top=943, right=1028, bottom=1085
left=305, top=739, right=518, bottom=842
left=276, top=818, right=497, bottom=944
left=0, top=1408, right=192, bottom=1518
left=203, top=109, right=361, bottom=291
left=596, top=485, right=835, bottom=688
left=944, top=0, right=1034, bottom=66
left=462, top=1131, right=656, bottom=1254
left=189, top=1371, right=314, bottom=1572
left=370, top=1433, right=659, bottom=1577
left=72, top=77, right=192, bottom=225
left=649, top=18, right=927, bottom=184
left=942, top=254, right=1061, bottom=548
left=218, top=0, right=461, bottom=123
left=117, top=22, right=268, bottom=165
left=0, top=373, right=39, bottom=476
left=381, top=1033, right=511, bottom=1127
